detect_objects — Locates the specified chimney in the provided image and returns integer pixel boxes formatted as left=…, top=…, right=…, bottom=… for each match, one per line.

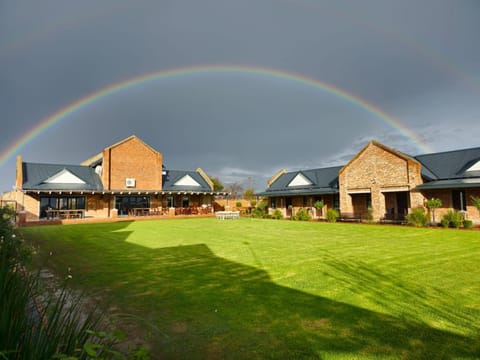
left=15, top=155, right=23, bottom=190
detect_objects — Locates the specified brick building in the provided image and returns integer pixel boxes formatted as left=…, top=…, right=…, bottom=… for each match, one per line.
left=259, top=141, right=480, bottom=223
left=3, top=135, right=227, bottom=222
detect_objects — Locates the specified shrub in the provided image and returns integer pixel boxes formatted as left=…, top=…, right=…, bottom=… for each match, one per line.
left=463, top=219, right=473, bottom=229
left=251, top=202, right=269, bottom=219
left=271, top=209, right=284, bottom=220
left=471, top=196, right=480, bottom=214
left=441, top=210, right=464, bottom=228
left=293, top=208, right=311, bottom=221
left=440, top=217, right=450, bottom=228
left=326, top=209, right=339, bottom=223
left=0, top=206, right=148, bottom=359
left=366, top=207, right=374, bottom=222
left=251, top=207, right=265, bottom=218
left=406, top=207, right=428, bottom=227
left=235, top=201, right=242, bottom=208
left=250, top=200, right=257, bottom=208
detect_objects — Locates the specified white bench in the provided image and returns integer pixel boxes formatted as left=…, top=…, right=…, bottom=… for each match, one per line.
left=215, top=211, right=240, bottom=220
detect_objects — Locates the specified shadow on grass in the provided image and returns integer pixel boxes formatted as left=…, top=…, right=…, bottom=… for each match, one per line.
left=28, top=222, right=480, bottom=359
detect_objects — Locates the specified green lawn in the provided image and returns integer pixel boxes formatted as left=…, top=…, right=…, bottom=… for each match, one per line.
left=21, top=218, right=480, bottom=359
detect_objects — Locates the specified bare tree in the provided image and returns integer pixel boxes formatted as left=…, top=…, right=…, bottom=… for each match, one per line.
left=225, top=182, right=244, bottom=199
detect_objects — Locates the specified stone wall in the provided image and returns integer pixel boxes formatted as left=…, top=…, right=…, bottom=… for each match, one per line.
left=339, top=141, right=424, bottom=221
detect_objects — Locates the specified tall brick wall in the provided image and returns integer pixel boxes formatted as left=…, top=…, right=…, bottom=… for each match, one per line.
left=103, top=137, right=163, bottom=190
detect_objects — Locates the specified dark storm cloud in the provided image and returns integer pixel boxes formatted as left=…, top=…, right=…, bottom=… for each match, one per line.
left=1, top=0, right=480, bottom=192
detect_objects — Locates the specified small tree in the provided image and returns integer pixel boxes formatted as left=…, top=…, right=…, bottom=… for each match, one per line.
left=243, top=188, right=255, bottom=200
left=426, top=198, right=442, bottom=224
left=209, top=176, right=224, bottom=192
left=226, top=182, right=244, bottom=199
left=313, top=200, right=324, bottom=219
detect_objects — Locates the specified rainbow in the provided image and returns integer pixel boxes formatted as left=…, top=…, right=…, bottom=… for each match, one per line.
left=0, top=64, right=431, bottom=167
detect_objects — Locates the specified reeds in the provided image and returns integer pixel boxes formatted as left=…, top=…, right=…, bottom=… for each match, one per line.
left=0, top=206, right=103, bottom=359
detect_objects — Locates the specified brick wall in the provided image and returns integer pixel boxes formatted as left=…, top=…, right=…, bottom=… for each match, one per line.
left=103, top=137, right=163, bottom=190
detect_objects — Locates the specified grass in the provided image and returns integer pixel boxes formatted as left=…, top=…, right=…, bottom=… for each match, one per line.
left=21, top=218, right=480, bottom=359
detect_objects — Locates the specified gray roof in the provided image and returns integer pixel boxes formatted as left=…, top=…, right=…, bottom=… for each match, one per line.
left=162, top=170, right=213, bottom=193
left=415, top=146, right=480, bottom=180
left=22, top=162, right=103, bottom=191
left=257, top=166, right=341, bottom=197
left=415, top=146, right=480, bottom=189
left=416, top=178, right=480, bottom=190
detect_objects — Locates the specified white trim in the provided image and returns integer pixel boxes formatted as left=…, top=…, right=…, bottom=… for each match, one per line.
left=347, top=188, right=371, bottom=194
left=381, top=186, right=410, bottom=193
left=44, top=169, right=85, bottom=184
left=466, top=160, right=480, bottom=172
left=174, top=174, right=201, bottom=187
left=288, top=173, right=312, bottom=187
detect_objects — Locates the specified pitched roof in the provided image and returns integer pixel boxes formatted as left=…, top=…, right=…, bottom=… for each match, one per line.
left=257, top=166, right=341, bottom=197
left=22, top=162, right=103, bottom=191
left=80, top=135, right=160, bottom=167
left=162, top=170, right=213, bottom=192
left=415, top=146, right=480, bottom=180
left=414, top=146, right=480, bottom=189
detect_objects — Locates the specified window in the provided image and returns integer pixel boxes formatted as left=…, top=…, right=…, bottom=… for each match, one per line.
left=114, top=196, right=150, bottom=216
left=270, top=198, right=277, bottom=209
left=182, top=196, right=189, bottom=208
left=167, top=196, right=175, bottom=208
left=452, top=190, right=466, bottom=211
left=39, top=196, right=85, bottom=218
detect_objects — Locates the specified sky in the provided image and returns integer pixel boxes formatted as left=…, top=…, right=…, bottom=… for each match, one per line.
left=1, top=0, right=480, bottom=193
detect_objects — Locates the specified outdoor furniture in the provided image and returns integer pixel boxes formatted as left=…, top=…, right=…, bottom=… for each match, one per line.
left=46, top=209, right=85, bottom=220
left=130, top=208, right=150, bottom=216
left=338, top=212, right=362, bottom=222
left=215, top=211, right=240, bottom=220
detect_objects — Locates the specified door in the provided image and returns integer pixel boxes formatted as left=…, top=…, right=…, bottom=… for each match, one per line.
left=396, top=192, right=409, bottom=220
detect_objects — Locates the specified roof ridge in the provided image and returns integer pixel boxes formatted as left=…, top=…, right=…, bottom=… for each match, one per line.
left=415, top=145, right=480, bottom=157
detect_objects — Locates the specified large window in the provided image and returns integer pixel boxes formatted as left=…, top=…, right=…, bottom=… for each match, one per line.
left=115, top=196, right=150, bottom=216
left=452, top=190, right=466, bottom=211
left=40, top=196, right=85, bottom=218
